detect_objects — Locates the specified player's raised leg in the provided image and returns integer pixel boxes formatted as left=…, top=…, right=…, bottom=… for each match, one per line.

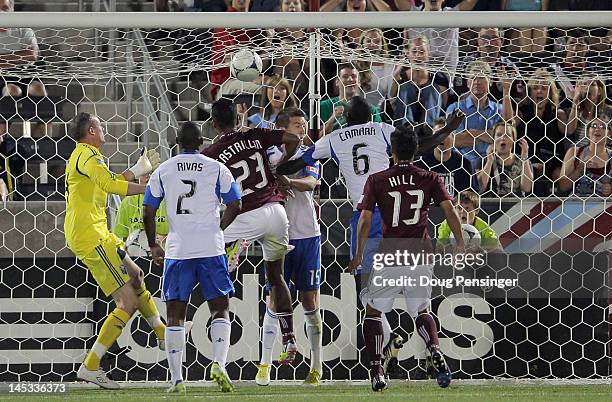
left=77, top=239, right=144, bottom=389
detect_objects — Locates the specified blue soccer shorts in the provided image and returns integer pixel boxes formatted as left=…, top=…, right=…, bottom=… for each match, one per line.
left=162, top=255, right=235, bottom=302
left=284, top=236, right=321, bottom=292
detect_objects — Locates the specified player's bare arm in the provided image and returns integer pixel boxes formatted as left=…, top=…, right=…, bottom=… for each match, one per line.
left=143, top=204, right=164, bottom=265
left=347, top=209, right=373, bottom=273
left=220, top=200, right=242, bottom=231
left=440, top=200, right=465, bottom=255
left=281, top=130, right=301, bottom=160
left=277, top=174, right=317, bottom=192
left=417, top=109, right=465, bottom=156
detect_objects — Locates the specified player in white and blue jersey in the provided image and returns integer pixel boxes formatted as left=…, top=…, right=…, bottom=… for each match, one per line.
left=276, top=97, right=465, bottom=375
left=143, top=122, right=242, bottom=394
left=255, top=108, right=323, bottom=386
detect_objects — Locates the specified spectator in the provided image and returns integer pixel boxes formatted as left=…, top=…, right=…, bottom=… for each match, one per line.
left=415, top=118, right=479, bottom=196
left=501, top=0, right=549, bottom=53
left=0, top=0, right=46, bottom=99
left=559, top=115, right=611, bottom=197
left=249, top=75, right=300, bottom=128
left=392, top=36, right=449, bottom=129
left=446, top=60, right=513, bottom=169
left=566, top=78, right=611, bottom=147
left=320, top=63, right=382, bottom=134
left=550, top=35, right=590, bottom=107
left=514, top=68, right=567, bottom=196
left=0, top=122, right=34, bottom=201
left=478, top=122, right=533, bottom=197
left=269, top=0, right=310, bottom=105
left=455, top=27, right=523, bottom=102
left=405, top=0, right=479, bottom=77
left=436, top=190, right=502, bottom=252
left=355, top=28, right=395, bottom=112
left=321, top=0, right=391, bottom=48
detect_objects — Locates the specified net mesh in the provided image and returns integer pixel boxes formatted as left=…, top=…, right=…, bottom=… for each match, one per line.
left=1, top=22, right=611, bottom=382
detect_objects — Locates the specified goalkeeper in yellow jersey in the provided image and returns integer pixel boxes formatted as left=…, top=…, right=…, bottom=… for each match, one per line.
left=64, top=112, right=165, bottom=389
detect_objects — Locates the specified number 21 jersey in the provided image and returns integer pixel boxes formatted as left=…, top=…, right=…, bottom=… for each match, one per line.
left=303, top=122, right=395, bottom=209
left=202, top=128, right=285, bottom=213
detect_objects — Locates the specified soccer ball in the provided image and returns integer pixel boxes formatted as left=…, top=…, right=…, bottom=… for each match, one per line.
left=230, top=48, right=263, bottom=82
left=450, top=223, right=482, bottom=249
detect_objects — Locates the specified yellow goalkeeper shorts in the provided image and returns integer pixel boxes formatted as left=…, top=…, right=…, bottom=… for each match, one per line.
left=80, top=234, right=130, bottom=297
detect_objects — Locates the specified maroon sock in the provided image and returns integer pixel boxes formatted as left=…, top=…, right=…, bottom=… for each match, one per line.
left=276, top=311, right=295, bottom=343
left=415, top=313, right=440, bottom=353
left=363, top=316, right=384, bottom=374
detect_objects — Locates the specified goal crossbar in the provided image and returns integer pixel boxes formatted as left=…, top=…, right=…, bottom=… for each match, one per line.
left=0, top=11, right=610, bottom=29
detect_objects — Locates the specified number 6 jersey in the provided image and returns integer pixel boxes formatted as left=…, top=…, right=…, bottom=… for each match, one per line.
left=144, top=152, right=240, bottom=259
left=202, top=128, right=286, bottom=213
left=302, top=122, right=395, bottom=210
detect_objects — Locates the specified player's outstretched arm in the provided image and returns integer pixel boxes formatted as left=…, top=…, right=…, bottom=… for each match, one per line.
left=221, top=200, right=242, bottom=231
left=417, top=109, right=465, bottom=156
left=347, top=209, right=373, bottom=273
left=440, top=200, right=465, bottom=255
left=275, top=158, right=307, bottom=175
left=123, top=147, right=161, bottom=181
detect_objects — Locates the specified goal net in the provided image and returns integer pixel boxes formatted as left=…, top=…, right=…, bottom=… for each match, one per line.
left=0, top=11, right=611, bottom=382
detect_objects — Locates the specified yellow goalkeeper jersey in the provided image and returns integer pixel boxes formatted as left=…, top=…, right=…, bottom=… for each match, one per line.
left=64, top=142, right=129, bottom=257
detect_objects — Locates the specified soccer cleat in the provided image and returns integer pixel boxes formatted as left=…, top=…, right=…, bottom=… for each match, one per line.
left=77, top=364, right=120, bottom=389
left=427, top=349, right=452, bottom=388
left=303, top=369, right=321, bottom=386
left=278, top=340, right=298, bottom=365
left=226, top=239, right=250, bottom=272
left=370, top=368, right=388, bottom=392
left=165, top=381, right=186, bottom=394
left=255, top=363, right=271, bottom=386
left=210, top=362, right=234, bottom=392
left=382, top=332, right=404, bottom=376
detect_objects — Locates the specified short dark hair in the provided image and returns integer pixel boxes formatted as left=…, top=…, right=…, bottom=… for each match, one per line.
left=211, top=98, right=236, bottom=131
left=337, top=62, right=357, bottom=75
left=70, top=112, right=95, bottom=141
left=275, top=107, right=305, bottom=129
left=177, top=121, right=203, bottom=150
left=346, top=96, right=371, bottom=126
left=391, top=125, right=418, bottom=161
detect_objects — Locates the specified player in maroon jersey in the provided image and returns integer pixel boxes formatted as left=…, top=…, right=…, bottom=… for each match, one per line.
left=202, top=98, right=301, bottom=364
left=348, top=125, right=465, bottom=391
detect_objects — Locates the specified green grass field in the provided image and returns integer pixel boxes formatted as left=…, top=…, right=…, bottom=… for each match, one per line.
left=3, top=383, right=611, bottom=402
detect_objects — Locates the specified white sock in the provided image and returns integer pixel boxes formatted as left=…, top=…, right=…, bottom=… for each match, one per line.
left=261, top=308, right=278, bottom=366
left=304, top=308, right=323, bottom=372
left=382, top=314, right=391, bottom=347
left=165, top=326, right=185, bottom=385
left=210, top=318, right=231, bottom=368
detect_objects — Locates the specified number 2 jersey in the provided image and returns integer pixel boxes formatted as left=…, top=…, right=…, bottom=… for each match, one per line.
left=144, top=152, right=241, bottom=260
left=302, top=122, right=395, bottom=210
left=202, top=128, right=285, bottom=213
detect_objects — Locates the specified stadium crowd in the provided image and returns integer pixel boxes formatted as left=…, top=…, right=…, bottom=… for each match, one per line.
left=0, top=0, right=611, bottom=201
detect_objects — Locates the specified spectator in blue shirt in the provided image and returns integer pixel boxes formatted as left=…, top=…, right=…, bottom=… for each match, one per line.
left=446, top=60, right=513, bottom=168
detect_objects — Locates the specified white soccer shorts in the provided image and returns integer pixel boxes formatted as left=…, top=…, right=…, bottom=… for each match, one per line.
left=224, top=202, right=291, bottom=262
left=362, top=264, right=433, bottom=318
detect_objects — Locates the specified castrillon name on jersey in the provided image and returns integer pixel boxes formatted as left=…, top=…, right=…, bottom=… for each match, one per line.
left=218, top=139, right=263, bottom=163
left=388, top=174, right=416, bottom=187
left=338, top=126, right=376, bottom=141
left=176, top=162, right=204, bottom=172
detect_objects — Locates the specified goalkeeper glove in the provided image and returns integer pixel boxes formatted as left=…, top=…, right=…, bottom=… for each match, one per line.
left=129, top=147, right=161, bottom=179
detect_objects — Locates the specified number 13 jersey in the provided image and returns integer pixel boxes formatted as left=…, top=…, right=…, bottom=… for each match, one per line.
left=144, top=152, right=240, bottom=259
left=202, top=128, right=285, bottom=213
left=302, top=122, right=395, bottom=210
